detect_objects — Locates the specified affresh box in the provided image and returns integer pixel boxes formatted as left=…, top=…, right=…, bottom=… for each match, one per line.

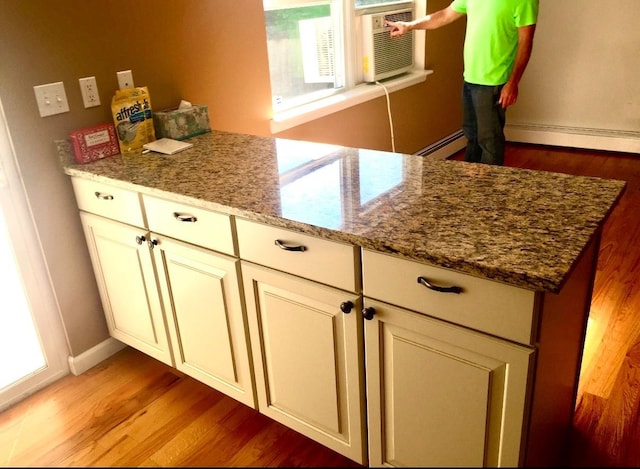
left=152, top=105, right=210, bottom=141
left=69, top=123, right=120, bottom=164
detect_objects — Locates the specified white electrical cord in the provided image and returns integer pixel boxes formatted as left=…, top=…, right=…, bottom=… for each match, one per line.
left=375, top=80, right=395, bottom=152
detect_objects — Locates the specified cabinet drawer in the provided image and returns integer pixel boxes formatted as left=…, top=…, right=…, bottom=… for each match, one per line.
left=362, top=249, right=538, bottom=345
left=142, top=194, right=235, bottom=255
left=71, top=177, right=144, bottom=227
left=236, top=218, right=360, bottom=292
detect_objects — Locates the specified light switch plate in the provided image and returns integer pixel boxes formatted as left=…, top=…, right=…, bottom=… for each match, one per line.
left=33, top=82, right=70, bottom=117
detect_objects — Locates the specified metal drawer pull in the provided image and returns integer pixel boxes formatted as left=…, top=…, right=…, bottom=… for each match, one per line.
left=135, top=235, right=146, bottom=245
left=274, top=239, right=307, bottom=252
left=173, top=212, right=197, bottom=223
left=94, top=191, right=114, bottom=200
left=417, top=276, right=463, bottom=294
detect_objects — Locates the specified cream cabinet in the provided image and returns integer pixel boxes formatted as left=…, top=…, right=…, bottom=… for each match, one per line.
left=362, top=249, right=536, bottom=467
left=149, top=234, right=255, bottom=407
left=361, top=249, right=539, bottom=345
left=142, top=194, right=254, bottom=407
left=71, top=178, right=255, bottom=408
left=79, top=211, right=173, bottom=366
left=236, top=218, right=367, bottom=465
left=71, top=172, right=596, bottom=467
left=363, top=298, right=533, bottom=467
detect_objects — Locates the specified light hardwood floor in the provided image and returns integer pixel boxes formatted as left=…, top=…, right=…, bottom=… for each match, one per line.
left=1, top=143, right=639, bottom=467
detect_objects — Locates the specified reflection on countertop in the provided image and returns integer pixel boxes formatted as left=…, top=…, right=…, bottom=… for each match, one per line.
left=60, top=129, right=626, bottom=293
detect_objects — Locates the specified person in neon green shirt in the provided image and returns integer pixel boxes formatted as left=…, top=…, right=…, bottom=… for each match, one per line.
left=386, top=0, right=539, bottom=165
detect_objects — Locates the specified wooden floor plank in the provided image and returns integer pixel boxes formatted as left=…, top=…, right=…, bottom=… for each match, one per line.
left=144, top=395, right=232, bottom=466
left=30, top=370, right=181, bottom=466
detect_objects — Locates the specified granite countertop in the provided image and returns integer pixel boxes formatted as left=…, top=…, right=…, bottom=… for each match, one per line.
left=60, top=130, right=626, bottom=293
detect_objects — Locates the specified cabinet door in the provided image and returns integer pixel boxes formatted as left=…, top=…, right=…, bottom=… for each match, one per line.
left=79, top=212, right=172, bottom=366
left=364, top=298, right=534, bottom=468
left=241, top=261, right=367, bottom=465
left=152, top=235, right=256, bottom=408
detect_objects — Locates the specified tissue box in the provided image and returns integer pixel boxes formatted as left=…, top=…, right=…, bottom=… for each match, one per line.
left=153, top=105, right=211, bottom=141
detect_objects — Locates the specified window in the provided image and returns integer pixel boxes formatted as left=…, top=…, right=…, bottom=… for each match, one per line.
left=264, top=3, right=343, bottom=112
left=264, top=0, right=429, bottom=132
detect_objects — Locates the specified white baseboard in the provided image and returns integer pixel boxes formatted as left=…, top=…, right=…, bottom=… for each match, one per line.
left=506, top=124, right=640, bottom=154
left=67, top=337, right=127, bottom=376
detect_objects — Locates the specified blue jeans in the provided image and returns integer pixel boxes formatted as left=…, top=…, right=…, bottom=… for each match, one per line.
left=462, top=82, right=506, bottom=165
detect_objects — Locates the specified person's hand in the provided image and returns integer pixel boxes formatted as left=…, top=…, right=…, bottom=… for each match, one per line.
left=385, top=20, right=410, bottom=38
left=498, top=81, right=519, bottom=108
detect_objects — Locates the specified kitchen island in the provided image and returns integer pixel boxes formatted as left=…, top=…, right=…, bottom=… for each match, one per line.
left=62, top=130, right=625, bottom=467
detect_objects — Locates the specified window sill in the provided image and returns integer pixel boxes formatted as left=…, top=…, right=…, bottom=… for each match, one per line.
left=270, top=69, right=433, bottom=134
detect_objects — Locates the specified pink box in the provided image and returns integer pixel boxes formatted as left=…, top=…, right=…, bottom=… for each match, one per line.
left=69, top=123, right=120, bottom=164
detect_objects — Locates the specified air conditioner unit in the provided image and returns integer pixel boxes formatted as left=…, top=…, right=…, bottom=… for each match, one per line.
left=362, top=8, right=414, bottom=83
left=299, top=16, right=335, bottom=84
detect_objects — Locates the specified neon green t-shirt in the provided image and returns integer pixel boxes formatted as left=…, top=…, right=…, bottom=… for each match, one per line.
left=450, top=0, right=539, bottom=85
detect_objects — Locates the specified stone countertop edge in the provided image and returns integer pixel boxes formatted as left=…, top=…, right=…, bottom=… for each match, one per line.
left=57, top=131, right=627, bottom=294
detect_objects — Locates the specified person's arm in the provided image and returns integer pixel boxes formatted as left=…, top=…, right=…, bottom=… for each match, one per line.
left=499, top=24, right=536, bottom=108
left=386, top=5, right=464, bottom=37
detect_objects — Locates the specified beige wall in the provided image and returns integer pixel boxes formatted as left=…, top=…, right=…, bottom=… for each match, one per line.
left=511, top=0, right=640, bottom=133
left=0, top=0, right=464, bottom=356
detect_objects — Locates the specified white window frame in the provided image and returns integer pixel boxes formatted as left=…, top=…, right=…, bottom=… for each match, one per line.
left=266, top=0, right=431, bottom=133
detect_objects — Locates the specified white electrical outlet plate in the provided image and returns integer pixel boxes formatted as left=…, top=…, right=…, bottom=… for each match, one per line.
left=33, top=82, right=70, bottom=117
left=79, top=76, right=100, bottom=108
left=117, top=70, right=134, bottom=90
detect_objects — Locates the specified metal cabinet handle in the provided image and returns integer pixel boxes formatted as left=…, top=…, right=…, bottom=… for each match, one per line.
left=363, top=307, right=376, bottom=320
left=147, top=239, right=158, bottom=250
left=274, top=239, right=307, bottom=252
left=173, top=212, right=197, bottom=223
left=417, top=276, right=463, bottom=294
left=94, top=191, right=114, bottom=200
left=340, top=301, right=354, bottom=314
left=135, top=235, right=146, bottom=245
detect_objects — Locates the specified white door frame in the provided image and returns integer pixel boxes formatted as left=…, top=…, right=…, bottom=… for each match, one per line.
left=0, top=97, right=69, bottom=412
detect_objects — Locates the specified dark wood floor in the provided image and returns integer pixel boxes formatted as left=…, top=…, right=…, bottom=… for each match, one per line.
left=1, top=143, right=639, bottom=467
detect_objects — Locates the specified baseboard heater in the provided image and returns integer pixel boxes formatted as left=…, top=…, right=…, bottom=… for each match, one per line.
left=416, top=130, right=466, bottom=159
left=415, top=126, right=640, bottom=158
left=505, top=124, right=640, bottom=154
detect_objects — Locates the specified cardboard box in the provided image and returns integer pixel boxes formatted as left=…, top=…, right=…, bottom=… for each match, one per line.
left=153, top=105, right=211, bottom=141
left=69, top=123, right=120, bottom=164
